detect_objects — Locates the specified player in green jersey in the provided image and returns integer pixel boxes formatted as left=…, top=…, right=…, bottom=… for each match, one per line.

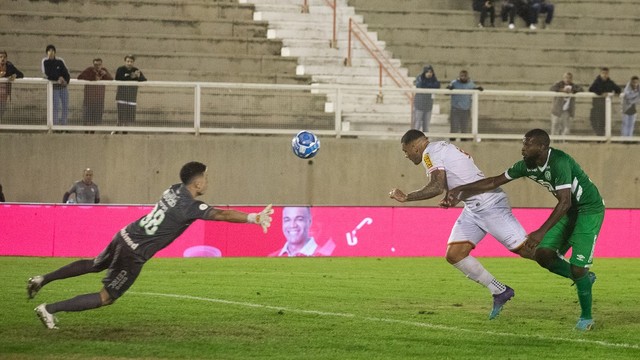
left=444, top=129, right=604, bottom=331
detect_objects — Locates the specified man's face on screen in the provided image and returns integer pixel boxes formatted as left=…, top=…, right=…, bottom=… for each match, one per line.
left=282, top=207, right=311, bottom=246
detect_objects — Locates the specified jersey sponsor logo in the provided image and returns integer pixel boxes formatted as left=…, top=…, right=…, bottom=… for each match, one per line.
left=576, top=254, right=585, bottom=262
left=120, top=229, right=139, bottom=250
left=108, top=270, right=128, bottom=290
left=423, top=154, right=433, bottom=169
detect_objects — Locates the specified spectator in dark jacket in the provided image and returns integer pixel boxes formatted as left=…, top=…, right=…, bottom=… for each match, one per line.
left=473, top=0, right=496, bottom=28
left=115, top=54, right=147, bottom=130
left=528, top=0, right=554, bottom=30
left=0, top=50, right=24, bottom=121
left=500, top=0, right=530, bottom=29
left=41, top=45, right=70, bottom=126
left=413, top=65, right=441, bottom=132
left=588, top=67, right=621, bottom=136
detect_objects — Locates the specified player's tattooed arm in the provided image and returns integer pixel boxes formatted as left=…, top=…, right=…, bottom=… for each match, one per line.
left=406, top=169, right=447, bottom=201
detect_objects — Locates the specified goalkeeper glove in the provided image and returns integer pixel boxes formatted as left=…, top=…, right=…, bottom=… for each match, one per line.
left=247, top=204, right=274, bottom=233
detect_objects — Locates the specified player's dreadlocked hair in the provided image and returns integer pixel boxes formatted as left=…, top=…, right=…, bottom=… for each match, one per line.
left=524, top=128, right=551, bottom=147
left=401, top=129, right=426, bottom=145
left=180, top=162, right=207, bottom=185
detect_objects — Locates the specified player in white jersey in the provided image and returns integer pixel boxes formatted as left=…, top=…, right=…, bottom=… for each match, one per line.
left=389, top=130, right=535, bottom=319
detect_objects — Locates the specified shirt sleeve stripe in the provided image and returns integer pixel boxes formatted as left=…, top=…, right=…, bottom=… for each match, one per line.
left=556, top=184, right=572, bottom=190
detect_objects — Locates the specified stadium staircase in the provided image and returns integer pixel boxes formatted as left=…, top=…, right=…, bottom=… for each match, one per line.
left=241, top=0, right=450, bottom=133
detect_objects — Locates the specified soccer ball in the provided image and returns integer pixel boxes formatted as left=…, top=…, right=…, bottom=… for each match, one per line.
left=291, top=130, right=320, bottom=159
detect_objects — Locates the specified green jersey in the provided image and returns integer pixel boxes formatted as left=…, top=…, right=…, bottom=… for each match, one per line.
left=505, top=148, right=604, bottom=214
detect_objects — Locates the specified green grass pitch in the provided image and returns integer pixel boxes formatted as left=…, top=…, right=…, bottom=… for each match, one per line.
left=1, top=256, right=639, bottom=359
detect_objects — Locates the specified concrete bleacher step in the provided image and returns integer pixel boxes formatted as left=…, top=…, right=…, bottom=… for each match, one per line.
left=297, top=56, right=401, bottom=68
left=15, top=67, right=310, bottom=86
left=2, top=30, right=283, bottom=57
left=310, top=75, right=411, bottom=87
left=3, top=0, right=254, bottom=21
left=398, top=44, right=640, bottom=68
left=371, top=26, right=640, bottom=50
left=0, top=11, right=268, bottom=38
left=254, top=4, right=359, bottom=18
left=357, top=8, right=640, bottom=33
left=9, top=46, right=304, bottom=79
left=554, top=0, right=640, bottom=17
left=348, top=0, right=469, bottom=11
left=302, top=64, right=408, bottom=78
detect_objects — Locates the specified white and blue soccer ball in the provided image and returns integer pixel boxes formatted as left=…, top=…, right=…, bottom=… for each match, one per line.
left=291, top=130, right=320, bottom=159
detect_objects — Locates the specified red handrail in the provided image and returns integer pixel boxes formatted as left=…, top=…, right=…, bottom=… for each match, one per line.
left=347, top=18, right=413, bottom=102
left=323, top=0, right=337, bottom=48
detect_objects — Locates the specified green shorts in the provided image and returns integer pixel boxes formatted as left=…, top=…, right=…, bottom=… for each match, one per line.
left=538, top=210, right=605, bottom=268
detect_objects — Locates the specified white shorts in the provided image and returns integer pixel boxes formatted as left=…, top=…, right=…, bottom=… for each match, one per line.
left=448, top=195, right=527, bottom=251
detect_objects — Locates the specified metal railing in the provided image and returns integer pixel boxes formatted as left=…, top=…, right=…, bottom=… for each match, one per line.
left=0, top=78, right=635, bottom=143
left=345, top=18, right=414, bottom=104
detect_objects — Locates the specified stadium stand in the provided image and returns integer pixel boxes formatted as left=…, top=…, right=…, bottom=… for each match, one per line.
left=0, top=0, right=333, bottom=129
left=346, top=0, right=640, bottom=134
left=2, top=0, right=640, bottom=134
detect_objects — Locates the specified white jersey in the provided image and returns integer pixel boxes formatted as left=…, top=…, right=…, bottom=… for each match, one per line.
left=422, top=141, right=505, bottom=211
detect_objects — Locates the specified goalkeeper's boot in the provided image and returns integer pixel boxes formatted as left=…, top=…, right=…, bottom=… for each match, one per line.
left=35, top=304, right=58, bottom=330
left=27, top=276, right=44, bottom=300
left=489, top=286, right=514, bottom=320
left=575, top=318, right=594, bottom=331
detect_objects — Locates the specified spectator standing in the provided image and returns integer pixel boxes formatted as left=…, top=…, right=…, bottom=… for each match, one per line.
left=528, top=0, right=554, bottom=30
left=41, top=45, right=70, bottom=126
left=62, top=168, right=100, bottom=204
left=588, top=67, right=621, bottom=136
left=549, top=72, right=583, bottom=136
left=413, top=65, right=441, bottom=132
left=621, top=76, right=640, bottom=137
left=473, top=0, right=496, bottom=28
left=115, top=54, right=146, bottom=130
left=447, top=70, right=483, bottom=139
left=0, top=50, right=24, bottom=122
left=77, top=58, right=113, bottom=127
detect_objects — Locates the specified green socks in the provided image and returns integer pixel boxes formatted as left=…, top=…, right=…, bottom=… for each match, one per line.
left=573, top=273, right=593, bottom=319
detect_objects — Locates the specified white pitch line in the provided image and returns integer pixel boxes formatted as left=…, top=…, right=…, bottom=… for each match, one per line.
left=131, top=291, right=640, bottom=350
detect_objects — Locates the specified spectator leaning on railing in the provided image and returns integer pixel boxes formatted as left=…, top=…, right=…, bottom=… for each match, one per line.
left=41, top=45, right=70, bottom=126
left=549, top=72, right=583, bottom=136
left=588, top=67, right=621, bottom=136
left=413, top=65, right=441, bottom=132
left=0, top=50, right=24, bottom=122
left=621, top=75, right=640, bottom=137
left=115, top=54, right=147, bottom=133
left=447, top=70, right=483, bottom=141
left=78, top=58, right=113, bottom=128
